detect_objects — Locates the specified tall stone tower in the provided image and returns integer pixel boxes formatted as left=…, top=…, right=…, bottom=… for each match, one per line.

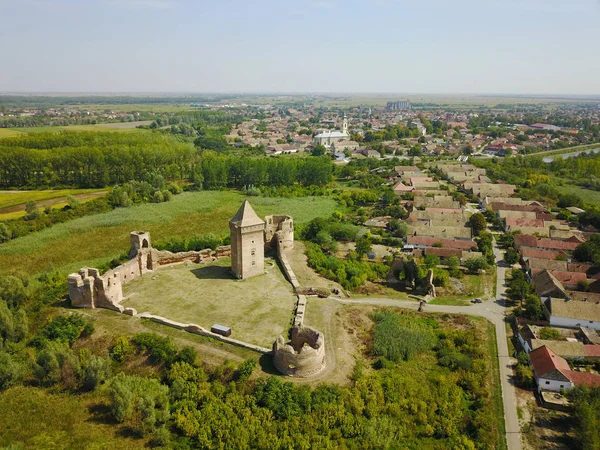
left=229, top=200, right=265, bottom=279
left=342, top=114, right=348, bottom=135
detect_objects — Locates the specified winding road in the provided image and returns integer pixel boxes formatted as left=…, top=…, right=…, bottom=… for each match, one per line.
left=333, top=238, right=522, bottom=450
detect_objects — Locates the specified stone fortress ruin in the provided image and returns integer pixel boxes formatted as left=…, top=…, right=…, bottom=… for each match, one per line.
left=273, top=326, right=326, bottom=377
left=68, top=200, right=325, bottom=377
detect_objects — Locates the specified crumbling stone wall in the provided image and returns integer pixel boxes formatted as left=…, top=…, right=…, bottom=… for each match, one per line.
left=265, top=214, right=294, bottom=251
left=68, top=230, right=232, bottom=309
left=273, top=326, right=326, bottom=377
left=68, top=268, right=124, bottom=312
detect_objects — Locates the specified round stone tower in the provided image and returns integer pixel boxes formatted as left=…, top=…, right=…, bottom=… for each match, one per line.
left=273, top=326, right=326, bottom=377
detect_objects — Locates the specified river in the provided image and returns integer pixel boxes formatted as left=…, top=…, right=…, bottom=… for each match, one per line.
left=542, top=148, right=600, bottom=163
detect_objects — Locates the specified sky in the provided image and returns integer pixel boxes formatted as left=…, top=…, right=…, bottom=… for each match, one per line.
left=0, top=0, right=599, bottom=94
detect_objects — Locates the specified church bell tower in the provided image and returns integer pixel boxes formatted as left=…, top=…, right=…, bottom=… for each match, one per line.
left=342, top=114, right=348, bottom=135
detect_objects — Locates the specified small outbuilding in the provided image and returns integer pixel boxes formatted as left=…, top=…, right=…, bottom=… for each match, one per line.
left=211, top=324, right=232, bottom=337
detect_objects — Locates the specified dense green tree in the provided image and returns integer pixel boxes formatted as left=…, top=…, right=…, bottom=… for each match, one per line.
left=311, top=144, right=326, bottom=156
left=468, top=212, right=487, bottom=236
left=355, top=235, right=373, bottom=258
left=504, top=248, right=520, bottom=265
left=567, top=387, right=600, bottom=450
left=464, top=256, right=488, bottom=274
left=109, top=373, right=170, bottom=436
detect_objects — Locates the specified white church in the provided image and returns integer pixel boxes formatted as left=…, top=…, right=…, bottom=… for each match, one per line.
left=312, top=115, right=357, bottom=152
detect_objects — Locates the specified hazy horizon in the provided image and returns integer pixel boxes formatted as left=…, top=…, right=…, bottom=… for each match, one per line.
left=2, top=0, right=599, bottom=94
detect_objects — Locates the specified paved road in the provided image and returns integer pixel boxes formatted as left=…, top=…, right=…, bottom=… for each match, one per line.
left=335, top=240, right=522, bottom=450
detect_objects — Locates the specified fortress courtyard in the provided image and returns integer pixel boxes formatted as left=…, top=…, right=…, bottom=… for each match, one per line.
left=121, top=257, right=296, bottom=347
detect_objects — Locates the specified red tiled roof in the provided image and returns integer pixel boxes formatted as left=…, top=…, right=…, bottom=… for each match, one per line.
left=393, top=181, right=415, bottom=192
left=529, top=346, right=571, bottom=378
left=424, top=247, right=462, bottom=258
left=531, top=269, right=588, bottom=285
left=568, top=263, right=592, bottom=273
left=584, top=346, right=600, bottom=358
left=490, top=203, right=545, bottom=212
left=521, top=248, right=567, bottom=260
left=410, top=176, right=433, bottom=185
left=515, top=235, right=579, bottom=251
left=505, top=218, right=545, bottom=228
left=564, top=370, right=600, bottom=387
left=536, top=213, right=554, bottom=221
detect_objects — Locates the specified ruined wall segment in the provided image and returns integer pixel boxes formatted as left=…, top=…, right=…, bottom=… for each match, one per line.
left=129, top=231, right=151, bottom=258
left=68, top=230, right=234, bottom=310
left=273, top=326, right=326, bottom=377
left=265, top=214, right=294, bottom=251
left=68, top=268, right=124, bottom=312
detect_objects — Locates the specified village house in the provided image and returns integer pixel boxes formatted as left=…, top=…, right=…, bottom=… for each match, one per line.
left=543, top=297, right=600, bottom=331
left=529, top=345, right=600, bottom=393
left=515, top=235, right=581, bottom=253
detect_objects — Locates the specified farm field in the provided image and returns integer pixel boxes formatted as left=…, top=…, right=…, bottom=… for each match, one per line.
left=71, top=103, right=192, bottom=113
left=0, top=191, right=338, bottom=275
left=0, top=189, right=107, bottom=219
left=122, top=258, right=296, bottom=347
left=5, top=123, right=150, bottom=134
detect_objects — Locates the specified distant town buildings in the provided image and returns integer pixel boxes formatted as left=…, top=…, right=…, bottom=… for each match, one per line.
left=313, top=114, right=350, bottom=149
left=386, top=100, right=411, bottom=110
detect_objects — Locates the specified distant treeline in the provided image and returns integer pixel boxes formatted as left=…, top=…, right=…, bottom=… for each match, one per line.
left=0, top=131, right=333, bottom=189
left=0, top=95, right=237, bottom=108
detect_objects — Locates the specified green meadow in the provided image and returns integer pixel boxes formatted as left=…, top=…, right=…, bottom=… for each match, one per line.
left=0, top=191, right=337, bottom=275
left=0, top=189, right=103, bottom=210
left=5, top=124, right=148, bottom=135
left=0, top=129, right=25, bottom=138
left=0, top=386, right=146, bottom=449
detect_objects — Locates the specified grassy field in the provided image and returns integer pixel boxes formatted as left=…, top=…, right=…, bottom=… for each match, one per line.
left=430, top=272, right=496, bottom=306
left=122, top=258, right=296, bottom=347
left=6, top=123, right=149, bottom=134
left=0, top=128, right=25, bottom=138
left=0, top=189, right=102, bottom=210
left=71, top=103, right=191, bottom=113
left=85, top=307, right=259, bottom=368
left=0, top=191, right=337, bottom=275
left=0, top=386, right=147, bottom=449
left=522, top=142, right=600, bottom=158
left=555, top=183, right=600, bottom=207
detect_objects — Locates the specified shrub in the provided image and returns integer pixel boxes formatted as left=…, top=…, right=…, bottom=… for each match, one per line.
left=110, top=336, right=134, bottom=363
left=437, top=348, right=473, bottom=371
left=464, top=256, right=488, bottom=274
left=433, top=268, right=450, bottom=287
left=539, top=327, right=561, bottom=340
left=175, top=346, right=198, bottom=366
left=109, top=373, right=170, bottom=436
left=131, top=333, right=178, bottom=365
left=236, top=358, right=256, bottom=382
left=80, top=350, right=112, bottom=391
left=34, top=314, right=94, bottom=347
left=515, top=364, right=534, bottom=388
left=0, top=352, right=27, bottom=390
